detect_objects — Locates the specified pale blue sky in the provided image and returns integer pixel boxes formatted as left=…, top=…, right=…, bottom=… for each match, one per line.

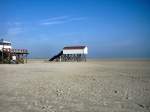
left=0, top=0, right=150, bottom=58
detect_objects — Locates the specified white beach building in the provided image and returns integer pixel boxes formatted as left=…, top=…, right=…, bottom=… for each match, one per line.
left=0, top=39, right=12, bottom=51
left=0, top=39, right=29, bottom=64
left=63, top=46, right=88, bottom=55
left=49, top=46, right=88, bottom=62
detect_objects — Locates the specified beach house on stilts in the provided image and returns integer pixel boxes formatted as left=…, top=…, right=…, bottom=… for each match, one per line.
left=49, top=46, right=88, bottom=62
left=0, top=39, right=29, bottom=64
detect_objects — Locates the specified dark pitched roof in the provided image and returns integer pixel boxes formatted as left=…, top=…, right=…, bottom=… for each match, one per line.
left=63, top=46, right=86, bottom=50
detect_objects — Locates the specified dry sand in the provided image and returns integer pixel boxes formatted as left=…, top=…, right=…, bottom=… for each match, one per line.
left=0, top=59, right=150, bottom=112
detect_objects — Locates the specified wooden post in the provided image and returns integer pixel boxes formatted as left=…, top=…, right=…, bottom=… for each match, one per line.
left=84, top=54, right=86, bottom=62
left=1, top=46, right=4, bottom=64
left=8, top=49, right=11, bottom=63
left=25, top=54, right=27, bottom=63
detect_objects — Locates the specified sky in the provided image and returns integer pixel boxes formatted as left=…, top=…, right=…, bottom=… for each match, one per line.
left=0, top=0, right=150, bottom=58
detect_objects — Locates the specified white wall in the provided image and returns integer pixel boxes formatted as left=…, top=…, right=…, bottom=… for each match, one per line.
left=0, top=45, right=12, bottom=51
left=63, top=47, right=88, bottom=54
left=84, top=46, right=88, bottom=54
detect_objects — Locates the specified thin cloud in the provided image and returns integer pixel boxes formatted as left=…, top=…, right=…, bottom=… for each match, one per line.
left=41, top=21, right=65, bottom=25
left=42, top=16, right=69, bottom=21
left=7, top=27, right=23, bottom=35
left=40, top=16, right=86, bottom=26
left=69, top=17, right=86, bottom=21
left=5, top=22, right=24, bottom=36
left=7, top=21, right=23, bottom=27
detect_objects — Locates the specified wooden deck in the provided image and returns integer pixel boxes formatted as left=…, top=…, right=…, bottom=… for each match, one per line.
left=0, top=48, right=29, bottom=64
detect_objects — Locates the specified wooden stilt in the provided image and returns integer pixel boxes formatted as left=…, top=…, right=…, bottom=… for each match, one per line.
left=26, top=54, right=27, bottom=63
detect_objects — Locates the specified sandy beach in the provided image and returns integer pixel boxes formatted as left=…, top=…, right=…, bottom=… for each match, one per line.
left=0, top=59, right=150, bottom=112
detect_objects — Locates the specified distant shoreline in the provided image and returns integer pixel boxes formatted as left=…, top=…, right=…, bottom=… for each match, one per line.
left=28, top=58, right=150, bottom=61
